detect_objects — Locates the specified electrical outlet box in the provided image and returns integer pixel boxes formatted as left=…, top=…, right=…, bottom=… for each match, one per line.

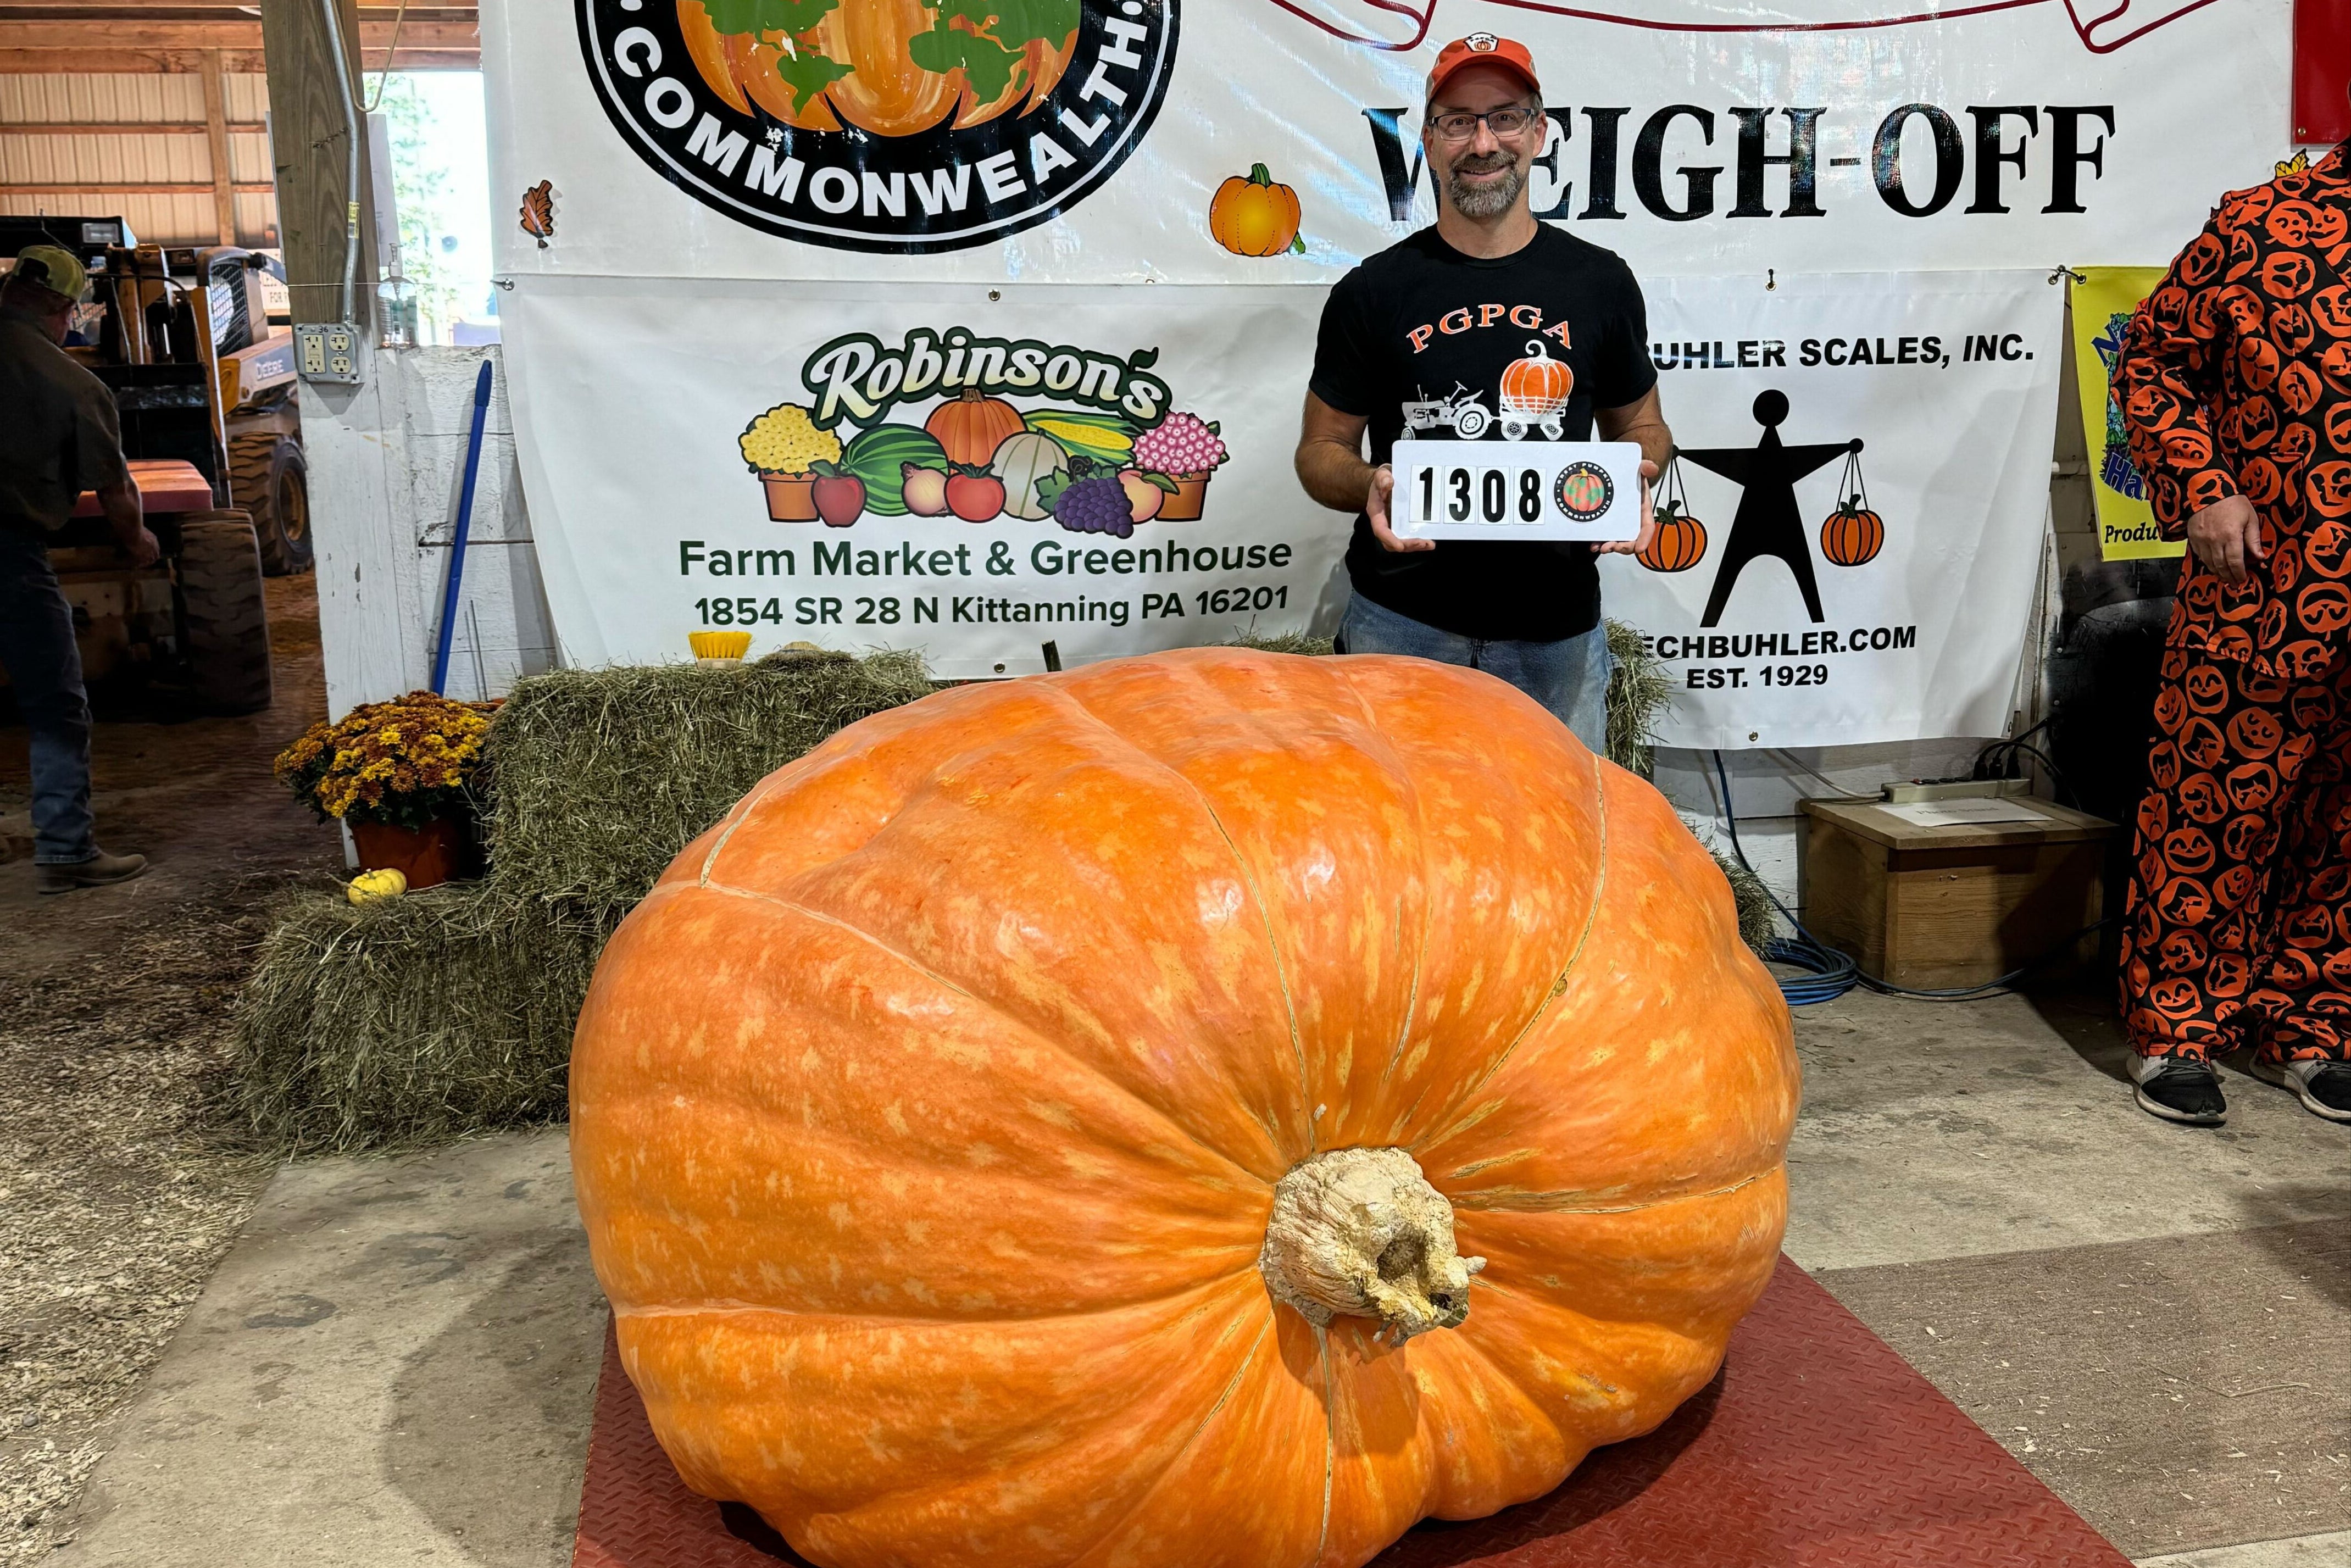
left=1880, top=777, right=2035, bottom=804
left=294, top=321, right=363, bottom=384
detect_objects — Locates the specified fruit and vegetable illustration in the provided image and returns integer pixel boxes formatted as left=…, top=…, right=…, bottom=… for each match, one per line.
left=737, top=332, right=1230, bottom=530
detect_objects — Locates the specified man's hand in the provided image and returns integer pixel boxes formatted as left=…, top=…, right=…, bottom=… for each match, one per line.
left=2186, top=493, right=2264, bottom=584
left=96, top=476, right=157, bottom=567
left=1365, top=464, right=1434, bottom=554
left=1592, top=458, right=1661, bottom=558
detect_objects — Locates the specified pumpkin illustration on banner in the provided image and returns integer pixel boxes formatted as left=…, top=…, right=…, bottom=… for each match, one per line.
left=925, top=390, right=1027, bottom=467
left=674, top=0, right=1079, bottom=136
left=1636, top=454, right=1707, bottom=572
left=570, top=647, right=1800, bottom=1568
left=1210, top=163, right=1305, bottom=255
left=1818, top=449, right=1885, bottom=567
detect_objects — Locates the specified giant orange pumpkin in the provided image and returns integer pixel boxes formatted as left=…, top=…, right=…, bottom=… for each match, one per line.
left=676, top=0, right=1077, bottom=136
left=570, top=648, right=1798, bottom=1568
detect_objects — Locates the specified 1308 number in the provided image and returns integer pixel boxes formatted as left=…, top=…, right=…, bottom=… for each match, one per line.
left=1416, top=465, right=1545, bottom=525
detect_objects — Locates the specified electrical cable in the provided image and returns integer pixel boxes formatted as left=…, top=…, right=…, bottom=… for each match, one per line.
left=316, top=0, right=363, bottom=326
left=1711, top=752, right=1860, bottom=1005
left=1763, top=748, right=1880, bottom=803
left=1710, top=751, right=2115, bottom=1007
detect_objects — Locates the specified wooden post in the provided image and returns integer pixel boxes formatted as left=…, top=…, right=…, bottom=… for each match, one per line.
left=258, top=0, right=375, bottom=330
left=199, top=48, right=237, bottom=246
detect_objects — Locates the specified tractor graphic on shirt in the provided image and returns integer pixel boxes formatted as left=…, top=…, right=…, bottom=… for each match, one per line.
left=1399, top=385, right=1494, bottom=439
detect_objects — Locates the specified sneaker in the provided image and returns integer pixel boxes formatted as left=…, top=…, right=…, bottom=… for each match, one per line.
left=2250, top=1058, right=2351, bottom=1124
left=36, top=849, right=147, bottom=895
left=2130, top=1054, right=2227, bottom=1125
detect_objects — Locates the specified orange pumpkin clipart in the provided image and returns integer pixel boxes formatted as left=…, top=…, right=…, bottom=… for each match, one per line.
left=1211, top=162, right=1307, bottom=255
left=676, top=0, right=1078, bottom=135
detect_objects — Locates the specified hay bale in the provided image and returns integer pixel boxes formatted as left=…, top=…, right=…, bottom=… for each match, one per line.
left=485, top=649, right=932, bottom=922
left=1228, top=632, right=1337, bottom=658
left=1707, top=844, right=1781, bottom=956
left=234, top=883, right=603, bottom=1154
left=1605, top=620, right=1671, bottom=779
left=235, top=648, right=935, bottom=1154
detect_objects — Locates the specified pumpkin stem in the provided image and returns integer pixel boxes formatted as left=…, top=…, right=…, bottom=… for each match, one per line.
left=1249, top=162, right=1273, bottom=185
left=1258, top=1147, right=1485, bottom=1343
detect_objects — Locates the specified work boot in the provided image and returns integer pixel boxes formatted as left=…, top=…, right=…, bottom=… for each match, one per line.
left=2251, top=1058, right=2351, bottom=1124
left=37, top=848, right=147, bottom=894
left=2130, top=1054, right=2227, bottom=1125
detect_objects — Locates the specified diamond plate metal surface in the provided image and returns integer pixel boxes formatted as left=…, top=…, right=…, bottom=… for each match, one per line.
left=573, top=1256, right=2133, bottom=1568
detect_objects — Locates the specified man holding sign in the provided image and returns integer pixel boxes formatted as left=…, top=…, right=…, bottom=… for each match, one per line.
left=1294, top=33, right=1668, bottom=755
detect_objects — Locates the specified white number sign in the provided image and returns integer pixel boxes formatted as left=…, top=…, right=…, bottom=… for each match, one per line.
left=1392, top=441, right=1644, bottom=543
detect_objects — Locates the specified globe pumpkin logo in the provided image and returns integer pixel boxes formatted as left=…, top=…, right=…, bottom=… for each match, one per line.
left=1553, top=460, right=1615, bottom=522
left=579, top=0, right=1177, bottom=252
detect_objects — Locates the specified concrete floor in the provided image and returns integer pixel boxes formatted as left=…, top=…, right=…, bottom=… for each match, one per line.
left=41, top=985, right=2351, bottom=1568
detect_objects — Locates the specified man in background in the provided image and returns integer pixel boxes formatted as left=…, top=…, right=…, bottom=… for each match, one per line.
left=1293, top=34, right=1666, bottom=758
left=1, top=244, right=154, bottom=892
left=2113, top=154, right=2351, bottom=1125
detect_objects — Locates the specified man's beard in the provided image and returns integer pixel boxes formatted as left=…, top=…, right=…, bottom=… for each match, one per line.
left=1446, top=154, right=1525, bottom=218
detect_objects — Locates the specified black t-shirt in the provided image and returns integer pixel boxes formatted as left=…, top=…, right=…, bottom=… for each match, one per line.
left=1309, top=225, right=1655, bottom=642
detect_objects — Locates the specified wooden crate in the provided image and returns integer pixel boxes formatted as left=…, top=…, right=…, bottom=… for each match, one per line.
left=1798, top=797, right=2117, bottom=990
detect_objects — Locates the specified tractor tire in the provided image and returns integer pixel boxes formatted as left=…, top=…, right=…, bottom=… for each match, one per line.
left=177, top=511, right=274, bottom=715
left=229, top=433, right=313, bottom=576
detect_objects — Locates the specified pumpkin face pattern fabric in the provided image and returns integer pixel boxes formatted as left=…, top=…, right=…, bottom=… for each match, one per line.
left=2114, top=144, right=2351, bottom=1064
left=2120, top=648, right=2351, bottom=1064
left=2116, top=143, right=2351, bottom=681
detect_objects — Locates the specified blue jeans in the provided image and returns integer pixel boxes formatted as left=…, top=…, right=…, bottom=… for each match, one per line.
left=0, top=528, right=96, bottom=864
left=1335, top=593, right=1613, bottom=758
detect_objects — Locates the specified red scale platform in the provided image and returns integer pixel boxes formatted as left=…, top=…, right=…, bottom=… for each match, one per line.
left=573, top=1257, right=2131, bottom=1568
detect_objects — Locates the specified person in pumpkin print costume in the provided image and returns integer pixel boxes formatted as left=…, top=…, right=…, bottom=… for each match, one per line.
left=2113, top=147, right=2351, bottom=1126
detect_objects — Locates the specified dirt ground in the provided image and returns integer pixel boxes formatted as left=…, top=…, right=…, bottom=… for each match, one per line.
left=0, top=575, right=343, bottom=1562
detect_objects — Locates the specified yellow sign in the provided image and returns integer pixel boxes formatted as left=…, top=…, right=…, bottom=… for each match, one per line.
left=2070, top=268, right=2182, bottom=561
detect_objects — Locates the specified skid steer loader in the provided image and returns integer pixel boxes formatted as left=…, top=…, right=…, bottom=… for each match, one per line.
left=4, top=216, right=294, bottom=714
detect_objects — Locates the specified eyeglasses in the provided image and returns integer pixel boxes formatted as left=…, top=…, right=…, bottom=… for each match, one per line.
left=1427, top=106, right=1541, bottom=142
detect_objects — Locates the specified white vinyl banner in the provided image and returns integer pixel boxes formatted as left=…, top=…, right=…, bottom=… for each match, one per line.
left=1599, top=270, right=2064, bottom=749
left=482, top=0, right=2289, bottom=730
left=485, top=0, right=2289, bottom=284
left=504, top=278, right=1346, bottom=677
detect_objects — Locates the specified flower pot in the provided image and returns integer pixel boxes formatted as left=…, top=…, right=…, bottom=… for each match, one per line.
left=349, top=815, right=467, bottom=891
left=762, top=474, right=819, bottom=521
left=1158, top=471, right=1211, bottom=521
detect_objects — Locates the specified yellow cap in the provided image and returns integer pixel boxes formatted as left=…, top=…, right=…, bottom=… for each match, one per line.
left=10, top=244, right=88, bottom=303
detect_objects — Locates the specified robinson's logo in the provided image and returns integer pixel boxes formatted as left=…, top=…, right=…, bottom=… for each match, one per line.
left=577, top=0, right=1177, bottom=253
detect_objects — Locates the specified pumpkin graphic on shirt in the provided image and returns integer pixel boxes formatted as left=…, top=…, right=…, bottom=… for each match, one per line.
left=1496, top=340, right=1571, bottom=440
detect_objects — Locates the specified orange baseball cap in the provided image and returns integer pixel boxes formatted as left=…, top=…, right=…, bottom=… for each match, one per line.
left=1426, top=34, right=1541, bottom=104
